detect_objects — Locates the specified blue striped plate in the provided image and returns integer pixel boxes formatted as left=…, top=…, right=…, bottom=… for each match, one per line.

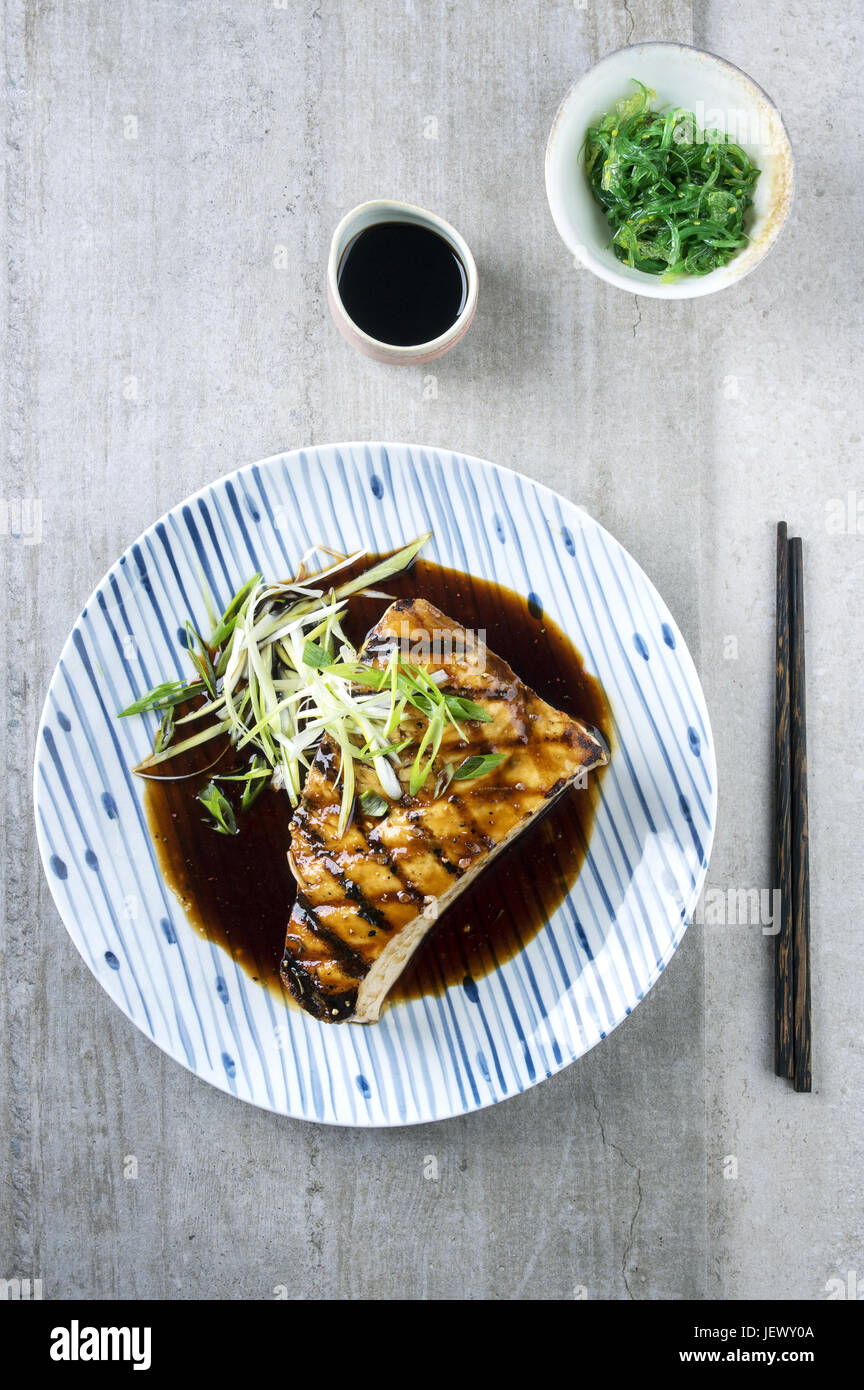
left=34, top=443, right=716, bottom=1126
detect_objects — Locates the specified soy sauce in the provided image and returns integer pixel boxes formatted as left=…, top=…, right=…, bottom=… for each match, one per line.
left=144, top=559, right=612, bottom=1006
left=336, top=222, right=468, bottom=346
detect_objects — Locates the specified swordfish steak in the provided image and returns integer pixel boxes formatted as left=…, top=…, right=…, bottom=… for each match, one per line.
left=280, top=598, right=607, bottom=1023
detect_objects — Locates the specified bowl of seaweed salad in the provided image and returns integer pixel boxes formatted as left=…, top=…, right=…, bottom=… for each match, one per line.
left=545, top=43, right=794, bottom=299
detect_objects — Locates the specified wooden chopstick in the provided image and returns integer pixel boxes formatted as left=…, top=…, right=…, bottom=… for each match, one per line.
left=774, top=522, right=794, bottom=1078
left=788, top=538, right=812, bottom=1092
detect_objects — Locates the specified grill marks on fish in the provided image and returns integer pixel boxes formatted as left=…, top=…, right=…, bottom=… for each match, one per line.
left=281, top=598, right=607, bottom=1022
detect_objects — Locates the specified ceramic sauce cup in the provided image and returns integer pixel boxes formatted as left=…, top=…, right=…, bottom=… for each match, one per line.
left=327, top=199, right=479, bottom=364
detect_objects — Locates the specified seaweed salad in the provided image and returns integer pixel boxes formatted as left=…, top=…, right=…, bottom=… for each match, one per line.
left=584, top=80, right=761, bottom=278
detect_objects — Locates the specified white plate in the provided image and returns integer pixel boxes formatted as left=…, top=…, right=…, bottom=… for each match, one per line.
left=34, top=443, right=716, bottom=1125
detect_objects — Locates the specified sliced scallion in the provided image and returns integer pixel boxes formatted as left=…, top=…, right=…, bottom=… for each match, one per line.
left=197, top=781, right=238, bottom=836
left=452, top=752, right=506, bottom=781
left=359, top=789, right=389, bottom=817
left=120, top=533, right=476, bottom=833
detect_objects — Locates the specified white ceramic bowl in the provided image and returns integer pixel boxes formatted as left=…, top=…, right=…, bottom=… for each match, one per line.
left=545, top=43, right=794, bottom=299
left=327, top=199, right=479, bottom=364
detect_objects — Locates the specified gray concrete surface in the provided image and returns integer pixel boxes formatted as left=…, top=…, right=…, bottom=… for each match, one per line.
left=2, top=0, right=861, bottom=1300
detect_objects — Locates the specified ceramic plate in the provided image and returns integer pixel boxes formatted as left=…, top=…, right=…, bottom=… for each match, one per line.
left=34, top=443, right=716, bottom=1126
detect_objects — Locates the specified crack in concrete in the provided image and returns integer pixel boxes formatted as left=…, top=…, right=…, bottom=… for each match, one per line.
left=623, top=0, right=635, bottom=45
left=632, top=295, right=642, bottom=339
left=512, top=1114, right=578, bottom=1298
left=591, top=1089, right=644, bottom=1298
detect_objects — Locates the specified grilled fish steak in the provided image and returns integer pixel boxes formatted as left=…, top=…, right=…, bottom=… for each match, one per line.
left=281, top=598, right=607, bottom=1022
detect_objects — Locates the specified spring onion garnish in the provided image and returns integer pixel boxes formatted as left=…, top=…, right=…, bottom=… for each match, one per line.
left=452, top=752, right=506, bottom=781
left=119, top=679, right=206, bottom=717
left=302, top=640, right=333, bottom=669
left=119, top=532, right=495, bottom=837
left=154, top=707, right=174, bottom=753
left=358, top=789, right=389, bottom=817
left=584, top=80, right=761, bottom=279
left=197, top=782, right=238, bottom=836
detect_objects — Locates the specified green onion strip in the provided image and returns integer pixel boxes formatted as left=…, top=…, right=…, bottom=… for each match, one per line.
left=119, top=533, right=497, bottom=836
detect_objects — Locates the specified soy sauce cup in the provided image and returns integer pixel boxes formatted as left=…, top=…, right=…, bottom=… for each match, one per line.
left=327, top=199, right=479, bottom=364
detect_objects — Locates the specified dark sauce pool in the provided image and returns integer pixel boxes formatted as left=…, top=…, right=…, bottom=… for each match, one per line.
left=337, top=222, right=468, bottom=347
left=144, top=558, right=612, bottom=1006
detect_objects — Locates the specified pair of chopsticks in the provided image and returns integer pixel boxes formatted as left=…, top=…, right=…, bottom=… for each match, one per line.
left=774, top=523, right=811, bottom=1091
